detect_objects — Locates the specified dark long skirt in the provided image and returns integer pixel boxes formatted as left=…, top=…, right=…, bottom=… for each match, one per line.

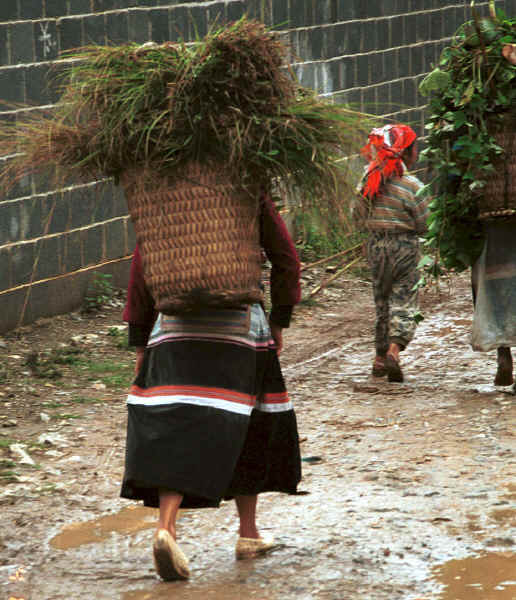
left=120, top=304, right=301, bottom=508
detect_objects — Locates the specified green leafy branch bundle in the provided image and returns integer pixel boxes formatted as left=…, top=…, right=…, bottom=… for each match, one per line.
left=419, top=1, right=516, bottom=272
left=0, top=17, right=370, bottom=219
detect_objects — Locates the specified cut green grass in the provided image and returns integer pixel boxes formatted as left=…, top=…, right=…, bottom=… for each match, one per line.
left=0, top=17, right=371, bottom=229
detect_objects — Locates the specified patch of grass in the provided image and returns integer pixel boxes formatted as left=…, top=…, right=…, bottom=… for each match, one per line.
left=42, top=401, right=66, bottom=409
left=100, top=374, right=132, bottom=388
left=0, top=437, right=16, bottom=449
left=28, top=441, right=49, bottom=450
left=295, top=207, right=364, bottom=262
left=77, top=358, right=133, bottom=389
left=0, top=471, right=19, bottom=482
left=299, top=296, right=321, bottom=307
left=107, top=327, right=131, bottom=350
left=24, top=345, right=84, bottom=379
left=70, top=396, right=102, bottom=404
left=78, top=358, right=129, bottom=374
left=0, top=459, right=16, bottom=469
left=52, top=346, right=83, bottom=365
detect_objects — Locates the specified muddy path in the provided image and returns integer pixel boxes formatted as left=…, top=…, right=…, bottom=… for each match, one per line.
left=1, top=273, right=515, bottom=600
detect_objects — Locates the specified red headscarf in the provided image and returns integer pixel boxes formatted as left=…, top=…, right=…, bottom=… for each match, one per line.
left=360, top=124, right=417, bottom=200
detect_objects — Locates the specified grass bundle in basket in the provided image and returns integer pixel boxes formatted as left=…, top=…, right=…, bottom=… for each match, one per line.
left=0, top=17, right=369, bottom=218
left=419, top=1, right=516, bottom=272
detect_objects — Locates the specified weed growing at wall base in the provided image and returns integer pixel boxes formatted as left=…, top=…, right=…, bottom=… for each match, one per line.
left=295, top=207, right=364, bottom=261
left=83, top=272, right=115, bottom=313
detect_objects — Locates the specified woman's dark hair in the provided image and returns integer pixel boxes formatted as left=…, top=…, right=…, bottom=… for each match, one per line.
left=403, top=141, right=416, bottom=157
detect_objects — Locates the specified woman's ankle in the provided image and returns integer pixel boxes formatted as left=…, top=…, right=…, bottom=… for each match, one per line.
left=387, top=342, right=401, bottom=360
left=157, top=524, right=177, bottom=539
left=239, top=526, right=260, bottom=539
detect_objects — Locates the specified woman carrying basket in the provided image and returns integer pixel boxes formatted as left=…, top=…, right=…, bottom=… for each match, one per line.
left=120, top=192, right=302, bottom=581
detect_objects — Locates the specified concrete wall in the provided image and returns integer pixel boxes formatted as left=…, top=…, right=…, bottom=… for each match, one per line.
left=0, top=0, right=513, bottom=332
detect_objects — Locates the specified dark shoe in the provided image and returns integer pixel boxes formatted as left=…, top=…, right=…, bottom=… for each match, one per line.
left=371, top=357, right=387, bottom=377
left=494, top=364, right=513, bottom=386
left=386, top=354, right=403, bottom=383
left=153, top=529, right=190, bottom=581
left=495, top=348, right=513, bottom=386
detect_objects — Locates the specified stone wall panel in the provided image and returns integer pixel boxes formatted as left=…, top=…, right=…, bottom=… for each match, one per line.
left=0, top=0, right=512, bottom=332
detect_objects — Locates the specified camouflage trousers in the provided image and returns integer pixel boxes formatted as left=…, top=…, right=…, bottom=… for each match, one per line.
left=366, top=231, right=421, bottom=356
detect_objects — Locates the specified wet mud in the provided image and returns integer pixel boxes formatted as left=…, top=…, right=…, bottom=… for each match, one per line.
left=50, top=506, right=157, bottom=550
left=433, top=552, right=516, bottom=599
left=1, top=274, right=515, bottom=599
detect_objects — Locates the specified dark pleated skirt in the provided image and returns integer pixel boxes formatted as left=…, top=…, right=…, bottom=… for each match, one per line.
left=120, top=304, right=301, bottom=508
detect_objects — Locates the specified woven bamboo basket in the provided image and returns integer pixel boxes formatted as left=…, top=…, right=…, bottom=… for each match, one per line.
left=478, top=113, right=516, bottom=220
left=121, top=163, right=264, bottom=313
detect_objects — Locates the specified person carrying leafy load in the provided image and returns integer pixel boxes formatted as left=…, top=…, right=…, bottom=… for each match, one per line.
left=419, top=2, right=516, bottom=387
left=470, top=217, right=516, bottom=386
left=121, top=191, right=302, bottom=581
left=353, top=124, right=429, bottom=382
left=447, top=145, right=515, bottom=387
left=0, top=16, right=368, bottom=581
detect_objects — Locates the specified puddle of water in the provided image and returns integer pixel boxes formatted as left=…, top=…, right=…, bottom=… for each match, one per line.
left=433, top=552, right=516, bottom=599
left=50, top=505, right=157, bottom=550
left=504, top=483, right=516, bottom=501
left=490, top=508, right=516, bottom=527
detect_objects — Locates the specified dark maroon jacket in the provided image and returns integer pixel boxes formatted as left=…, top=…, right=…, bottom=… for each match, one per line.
left=123, top=194, right=301, bottom=346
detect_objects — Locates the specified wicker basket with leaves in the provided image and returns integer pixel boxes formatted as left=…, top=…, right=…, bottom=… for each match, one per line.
left=480, top=112, right=516, bottom=218
left=0, top=18, right=369, bottom=310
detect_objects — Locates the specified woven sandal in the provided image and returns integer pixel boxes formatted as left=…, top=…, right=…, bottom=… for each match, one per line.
left=386, top=354, right=403, bottom=383
left=235, top=535, right=277, bottom=560
left=153, top=529, right=190, bottom=581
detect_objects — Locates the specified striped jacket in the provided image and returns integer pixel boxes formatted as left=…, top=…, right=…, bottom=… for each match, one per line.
left=353, top=164, right=429, bottom=234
